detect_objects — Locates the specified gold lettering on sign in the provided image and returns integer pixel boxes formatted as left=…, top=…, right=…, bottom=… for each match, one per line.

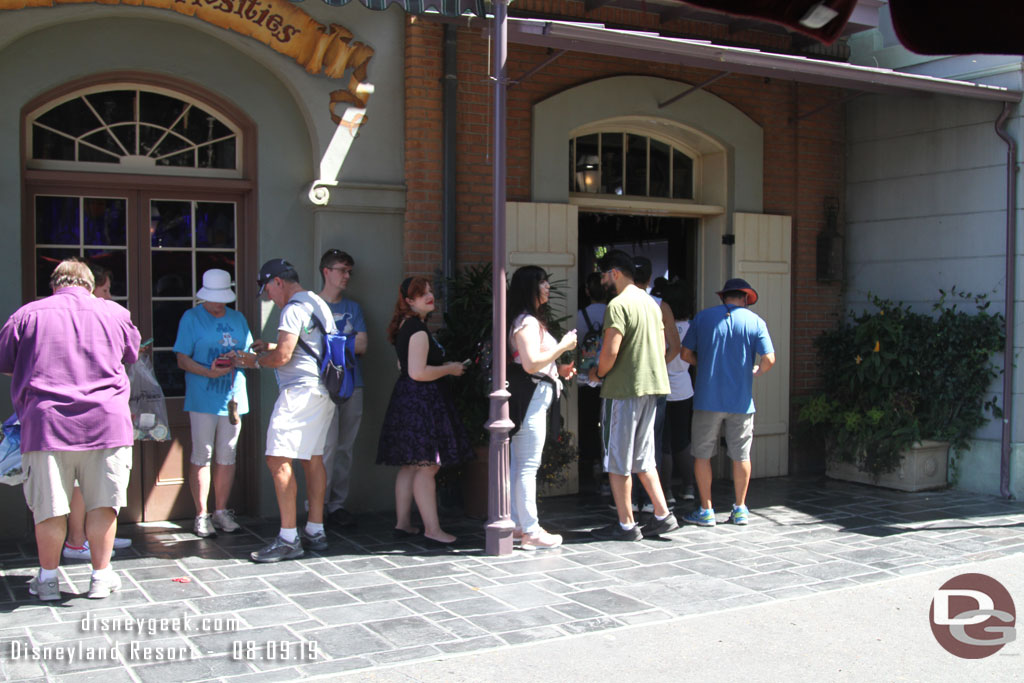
left=1, top=0, right=374, bottom=120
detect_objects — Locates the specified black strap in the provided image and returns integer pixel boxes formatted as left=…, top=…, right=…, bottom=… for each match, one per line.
left=582, top=307, right=598, bottom=333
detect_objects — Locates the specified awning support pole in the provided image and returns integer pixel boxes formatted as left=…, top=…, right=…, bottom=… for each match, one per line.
left=510, top=49, right=567, bottom=89
left=657, top=71, right=730, bottom=108
left=486, top=0, right=514, bottom=556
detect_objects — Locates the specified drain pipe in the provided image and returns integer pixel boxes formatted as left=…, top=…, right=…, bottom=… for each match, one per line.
left=996, top=101, right=1018, bottom=499
left=442, top=24, right=458, bottom=291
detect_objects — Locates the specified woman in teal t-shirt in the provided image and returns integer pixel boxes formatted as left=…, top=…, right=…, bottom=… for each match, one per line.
left=173, top=269, right=253, bottom=539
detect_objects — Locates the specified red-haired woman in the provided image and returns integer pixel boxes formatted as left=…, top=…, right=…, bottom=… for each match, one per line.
left=377, top=276, right=473, bottom=544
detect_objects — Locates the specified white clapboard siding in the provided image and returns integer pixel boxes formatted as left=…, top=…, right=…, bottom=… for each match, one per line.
left=733, top=213, right=791, bottom=478
left=506, top=202, right=580, bottom=495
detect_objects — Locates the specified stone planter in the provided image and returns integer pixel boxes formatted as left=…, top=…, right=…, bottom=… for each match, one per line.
left=825, top=440, right=949, bottom=492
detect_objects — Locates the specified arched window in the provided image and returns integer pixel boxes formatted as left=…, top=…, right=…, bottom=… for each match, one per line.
left=569, top=131, right=694, bottom=200
left=28, top=87, right=241, bottom=175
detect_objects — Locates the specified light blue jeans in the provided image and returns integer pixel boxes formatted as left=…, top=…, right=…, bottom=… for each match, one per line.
left=510, top=381, right=554, bottom=535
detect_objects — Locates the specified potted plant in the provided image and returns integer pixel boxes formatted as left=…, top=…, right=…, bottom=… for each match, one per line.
left=798, top=289, right=1004, bottom=490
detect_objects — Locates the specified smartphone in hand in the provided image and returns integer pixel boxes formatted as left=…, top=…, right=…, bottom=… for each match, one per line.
left=213, top=358, right=232, bottom=368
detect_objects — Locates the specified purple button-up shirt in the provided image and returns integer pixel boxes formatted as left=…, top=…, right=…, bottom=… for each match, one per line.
left=0, top=287, right=141, bottom=452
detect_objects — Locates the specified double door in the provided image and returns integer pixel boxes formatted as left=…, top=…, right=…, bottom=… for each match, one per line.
left=25, top=179, right=255, bottom=522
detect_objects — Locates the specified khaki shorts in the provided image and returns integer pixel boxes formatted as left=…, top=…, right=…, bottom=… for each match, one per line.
left=691, top=410, right=754, bottom=463
left=266, top=384, right=334, bottom=461
left=189, top=412, right=242, bottom=466
left=23, top=447, right=132, bottom=524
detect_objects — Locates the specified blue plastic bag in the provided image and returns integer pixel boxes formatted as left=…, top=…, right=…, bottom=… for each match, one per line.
left=0, top=413, right=25, bottom=486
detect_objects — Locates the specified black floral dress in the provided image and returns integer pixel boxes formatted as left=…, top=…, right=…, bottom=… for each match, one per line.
left=376, top=317, right=474, bottom=466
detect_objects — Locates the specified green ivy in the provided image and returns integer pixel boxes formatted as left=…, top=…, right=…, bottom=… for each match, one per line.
left=798, top=288, right=1005, bottom=477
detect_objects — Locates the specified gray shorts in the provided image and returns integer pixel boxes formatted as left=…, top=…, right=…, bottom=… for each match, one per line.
left=601, top=395, right=659, bottom=476
left=189, top=412, right=242, bottom=467
left=691, top=410, right=754, bottom=462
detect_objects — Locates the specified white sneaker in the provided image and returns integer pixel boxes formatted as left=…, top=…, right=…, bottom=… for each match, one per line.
left=194, top=514, right=216, bottom=538
left=87, top=571, right=122, bottom=599
left=211, top=510, right=240, bottom=533
left=112, top=537, right=132, bottom=550
left=641, top=503, right=655, bottom=514
left=29, top=574, right=61, bottom=601
left=521, top=529, right=563, bottom=551
left=62, top=541, right=115, bottom=560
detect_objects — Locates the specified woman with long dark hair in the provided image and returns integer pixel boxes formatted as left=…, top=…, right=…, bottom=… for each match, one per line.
left=377, top=276, right=472, bottom=544
left=507, top=266, right=576, bottom=550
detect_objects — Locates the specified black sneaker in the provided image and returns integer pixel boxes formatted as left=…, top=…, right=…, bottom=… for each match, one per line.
left=640, top=513, right=680, bottom=537
left=328, top=508, right=356, bottom=528
left=250, top=536, right=304, bottom=563
left=590, top=521, right=643, bottom=541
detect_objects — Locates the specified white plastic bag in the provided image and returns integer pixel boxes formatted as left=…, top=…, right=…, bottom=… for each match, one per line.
left=128, top=355, right=170, bottom=441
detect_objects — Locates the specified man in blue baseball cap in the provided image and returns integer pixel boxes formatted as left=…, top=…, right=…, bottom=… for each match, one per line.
left=680, top=278, right=775, bottom=528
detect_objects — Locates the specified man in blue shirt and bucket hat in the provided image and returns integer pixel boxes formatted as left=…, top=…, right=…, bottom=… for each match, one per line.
left=680, top=278, right=775, bottom=527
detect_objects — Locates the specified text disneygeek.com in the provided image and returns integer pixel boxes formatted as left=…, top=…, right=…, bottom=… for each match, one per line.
left=6, top=611, right=318, bottom=663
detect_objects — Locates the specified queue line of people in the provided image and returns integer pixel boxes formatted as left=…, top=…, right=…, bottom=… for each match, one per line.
left=3, top=248, right=777, bottom=600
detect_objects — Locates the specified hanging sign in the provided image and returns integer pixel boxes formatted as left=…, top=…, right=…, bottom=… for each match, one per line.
left=0, top=0, right=374, bottom=122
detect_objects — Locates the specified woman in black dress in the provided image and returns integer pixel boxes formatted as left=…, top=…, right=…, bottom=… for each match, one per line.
left=377, top=276, right=472, bottom=544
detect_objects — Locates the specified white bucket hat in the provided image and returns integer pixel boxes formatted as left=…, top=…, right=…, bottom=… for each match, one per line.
left=197, top=269, right=236, bottom=304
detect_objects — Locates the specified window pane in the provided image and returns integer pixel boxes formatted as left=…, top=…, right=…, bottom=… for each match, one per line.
left=36, top=98, right=101, bottom=138
left=196, top=253, right=235, bottom=285
left=198, top=138, right=236, bottom=170
left=649, top=139, right=671, bottom=198
left=625, top=134, right=647, bottom=197
left=83, top=129, right=124, bottom=157
left=36, top=196, right=80, bottom=245
left=139, top=124, right=166, bottom=157
left=83, top=198, right=127, bottom=246
left=140, top=92, right=188, bottom=130
left=574, top=134, right=599, bottom=194
left=157, top=149, right=196, bottom=168
left=153, top=350, right=186, bottom=398
left=673, top=149, right=694, bottom=199
left=153, top=301, right=192, bottom=349
left=196, top=203, right=235, bottom=248
left=173, top=105, right=232, bottom=144
left=78, top=144, right=118, bottom=164
left=602, top=133, right=623, bottom=196
left=110, top=124, right=136, bottom=157
left=151, top=201, right=192, bottom=248
left=35, top=248, right=80, bottom=298
left=85, top=248, right=128, bottom=299
left=152, top=131, right=191, bottom=158
left=152, top=251, right=192, bottom=298
left=32, top=125, right=75, bottom=161
left=85, top=90, right=135, bottom=125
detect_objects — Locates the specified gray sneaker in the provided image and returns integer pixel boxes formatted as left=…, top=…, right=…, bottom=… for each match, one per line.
left=194, top=514, right=216, bottom=538
left=301, top=528, right=328, bottom=551
left=212, top=509, right=240, bottom=533
left=640, top=513, right=680, bottom=537
left=87, top=572, right=122, bottom=599
left=251, top=536, right=304, bottom=563
left=29, top=575, right=60, bottom=601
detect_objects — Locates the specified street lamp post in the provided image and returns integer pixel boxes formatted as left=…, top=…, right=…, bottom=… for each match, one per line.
left=484, top=0, right=514, bottom=556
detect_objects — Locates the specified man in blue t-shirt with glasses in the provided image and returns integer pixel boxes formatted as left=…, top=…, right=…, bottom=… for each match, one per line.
left=680, top=278, right=775, bottom=528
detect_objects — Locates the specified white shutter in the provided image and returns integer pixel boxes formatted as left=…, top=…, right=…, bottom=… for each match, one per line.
left=733, top=213, right=791, bottom=478
left=506, top=202, right=579, bottom=495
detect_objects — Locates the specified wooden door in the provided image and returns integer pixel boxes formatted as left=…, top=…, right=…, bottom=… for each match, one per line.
left=506, top=202, right=579, bottom=495
left=732, top=212, right=791, bottom=478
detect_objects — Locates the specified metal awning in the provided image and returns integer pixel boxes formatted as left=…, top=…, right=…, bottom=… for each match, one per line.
left=312, top=0, right=485, bottom=16
left=506, top=19, right=1022, bottom=103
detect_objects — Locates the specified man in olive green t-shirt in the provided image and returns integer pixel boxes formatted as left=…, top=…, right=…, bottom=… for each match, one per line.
left=586, top=250, right=678, bottom=542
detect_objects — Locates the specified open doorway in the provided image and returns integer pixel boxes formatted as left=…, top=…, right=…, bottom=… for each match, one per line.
left=575, top=211, right=699, bottom=490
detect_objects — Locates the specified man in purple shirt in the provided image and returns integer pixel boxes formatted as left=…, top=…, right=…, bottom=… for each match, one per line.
left=0, top=259, right=140, bottom=601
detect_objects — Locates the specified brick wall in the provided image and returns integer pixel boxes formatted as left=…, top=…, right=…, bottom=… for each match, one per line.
left=403, top=7, right=847, bottom=470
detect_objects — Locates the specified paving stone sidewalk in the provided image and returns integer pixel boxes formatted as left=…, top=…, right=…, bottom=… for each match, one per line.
left=2, top=476, right=1023, bottom=682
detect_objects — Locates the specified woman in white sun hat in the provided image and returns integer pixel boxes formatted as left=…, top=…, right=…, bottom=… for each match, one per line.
left=173, top=269, right=253, bottom=538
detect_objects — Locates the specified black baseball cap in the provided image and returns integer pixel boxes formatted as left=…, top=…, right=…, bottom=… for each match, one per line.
left=257, top=258, right=297, bottom=295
